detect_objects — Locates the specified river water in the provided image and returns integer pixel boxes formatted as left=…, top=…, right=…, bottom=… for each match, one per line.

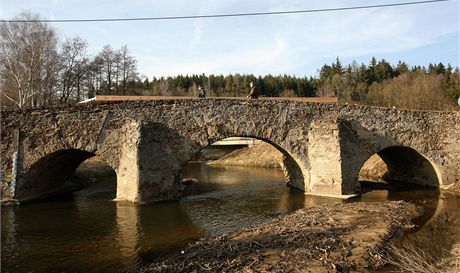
left=1, top=162, right=459, bottom=273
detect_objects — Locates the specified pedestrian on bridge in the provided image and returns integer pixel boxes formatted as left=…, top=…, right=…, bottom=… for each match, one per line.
left=197, top=84, right=206, bottom=98
left=246, top=81, right=258, bottom=99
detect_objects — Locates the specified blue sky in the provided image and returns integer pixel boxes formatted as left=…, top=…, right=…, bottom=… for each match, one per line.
left=1, top=0, right=459, bottom=78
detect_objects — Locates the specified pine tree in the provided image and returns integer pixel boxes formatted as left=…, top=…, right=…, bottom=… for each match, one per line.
left=374, top=59, right=394, bottom=82
left=395, top=61, right=409, bottom=76
left=332, top=57, right=344, bottom=76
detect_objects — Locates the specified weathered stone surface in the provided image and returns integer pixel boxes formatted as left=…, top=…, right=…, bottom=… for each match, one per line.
left=1, top=99, right=459, bottom=202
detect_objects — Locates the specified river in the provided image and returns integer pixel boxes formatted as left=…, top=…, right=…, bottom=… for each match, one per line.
left=1, top=162, right=459, bottom=273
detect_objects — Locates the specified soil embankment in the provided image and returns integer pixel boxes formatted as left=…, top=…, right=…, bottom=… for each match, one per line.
left=142, top=201, right=421, bottom=273
left=72, top=156, right=116, bottom=187
left=208, top=142, right=283, bottom=168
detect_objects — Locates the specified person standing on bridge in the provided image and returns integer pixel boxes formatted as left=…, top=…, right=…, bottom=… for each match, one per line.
left=246, top=81, right=258, bottom=99
left=197, top=84, right=206, bottom=98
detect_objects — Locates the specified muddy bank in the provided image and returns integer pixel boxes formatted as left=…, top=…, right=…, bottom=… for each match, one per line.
left=208, top=142, right=283, bottom=168
left=142, top=201, right=421, bottom=273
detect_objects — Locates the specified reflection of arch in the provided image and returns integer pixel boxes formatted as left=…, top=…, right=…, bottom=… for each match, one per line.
left=183, top=136, right=307, bottom=192
left=358, top=146, right=440, bottom=188
left=16, top=149, right=116, bottom=201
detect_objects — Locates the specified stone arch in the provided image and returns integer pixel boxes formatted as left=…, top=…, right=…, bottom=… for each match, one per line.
left=357, top=146, right=441, bottom=188
left=135, top=121, right=311, bottom=203
left=257, top=137, right=307, bottom=191
left=181, top=136, right=307, bottom=192
left=16, top=149, right=116, bottom=202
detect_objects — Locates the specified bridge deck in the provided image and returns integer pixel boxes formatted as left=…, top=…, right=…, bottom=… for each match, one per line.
left=78, top=95, right=338, bottom=104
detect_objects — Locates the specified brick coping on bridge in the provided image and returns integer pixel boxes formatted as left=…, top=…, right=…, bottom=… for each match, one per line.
left=77, top=95, right=339, bottom=104
left=78, top=96, right=459, bottom=113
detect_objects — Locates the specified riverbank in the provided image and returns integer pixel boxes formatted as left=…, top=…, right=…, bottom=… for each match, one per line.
left=142, top=201, right=421, bottom=273
left=208, top=142, right=283, bottom=168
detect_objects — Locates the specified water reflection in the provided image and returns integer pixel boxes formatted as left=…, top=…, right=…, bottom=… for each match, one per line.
left=396, top=193, right=460, bottom=265
left=1, top=208, right=18, bottom=272
left=1, top=163, right=296, bottom=273
left=115, top=203, right=141, bottom=272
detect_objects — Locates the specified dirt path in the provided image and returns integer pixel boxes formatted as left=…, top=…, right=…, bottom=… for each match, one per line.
left=142, top=201, right=421, bottom=273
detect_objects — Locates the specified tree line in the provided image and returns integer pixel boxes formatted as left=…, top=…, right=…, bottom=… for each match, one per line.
left=125, top=58, right=459, bottom=110
left=316, top=57, right=459, bottom=110
left=0, top=12, right=139, bottom=109
left=1, top=12, right=459, bottom=110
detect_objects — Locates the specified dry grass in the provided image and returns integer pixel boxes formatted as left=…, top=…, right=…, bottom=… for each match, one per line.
left=385, top=213, right=460, bottom=273
left=386, top=244, right=443, bottom=273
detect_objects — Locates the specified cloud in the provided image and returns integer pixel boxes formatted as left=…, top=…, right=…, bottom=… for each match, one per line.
left=19, top=0, right=451, bottom=77
left=143, top=32, right=292, bottom=76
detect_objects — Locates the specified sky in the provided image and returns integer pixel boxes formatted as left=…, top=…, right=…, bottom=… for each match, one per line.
left=1, top=0, right=459, bottom=79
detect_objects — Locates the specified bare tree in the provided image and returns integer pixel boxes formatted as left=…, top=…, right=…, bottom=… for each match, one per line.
left=59, top=36, right=88, bottom=103
left=119, top=45, right=137, bottom=95
left=97, top=45, right=115, bottom=94
left=83, top=57, right=102, bottom=98
left=154, top=77, right=170, bottom=95
left=90, top=55, right=104, bottom=95
left=113, top=51, right=122, bottom=94
left=0, top=12, right=59, bottom=109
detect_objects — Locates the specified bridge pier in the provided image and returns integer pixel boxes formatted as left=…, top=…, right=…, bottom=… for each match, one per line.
left=113, top=140, right=142, bottom=202
left=113, top=122, right=203, bottom=203
left=305, top=118, right=359, bottom=198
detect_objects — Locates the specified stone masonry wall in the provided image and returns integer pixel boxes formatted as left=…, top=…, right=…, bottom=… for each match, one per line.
left=1, top=99, right=459, bottom=202
left=338, top=105, right=460, bottom=190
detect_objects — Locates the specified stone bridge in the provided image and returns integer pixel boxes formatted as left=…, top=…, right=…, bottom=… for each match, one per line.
left=1, top=98, right=459, bottom=203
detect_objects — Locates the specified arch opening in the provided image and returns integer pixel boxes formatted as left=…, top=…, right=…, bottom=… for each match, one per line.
left=180, top=136, right=306, bottom=192
left=358, top=146, right=440, bottom=191
left=178, top=137, right=308, bottom=233
left=72, top=156, right=117, bottom=200
left=17, top=149, right=117, bottom=202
